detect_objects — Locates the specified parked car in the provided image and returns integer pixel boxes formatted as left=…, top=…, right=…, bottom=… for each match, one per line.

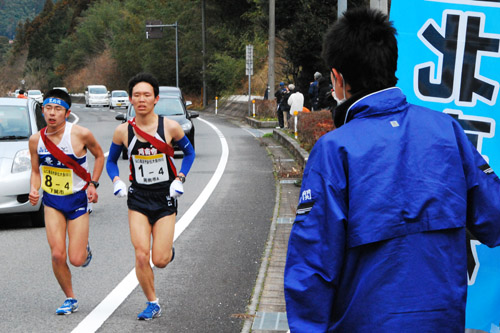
left=115, top=96, right=199, bottom=159
left=13, top=89, right=20, bottom=97
left=85, top=85, right=109, bottom=107
left=27, top=90, right=44, bottom=103
left=0, top=97, right=46, bottom=227
left=109, top=90, right=130, bottom=109
left=159, top=86, right=192, bottom=107
left=53, top=87, right=68, bottom=93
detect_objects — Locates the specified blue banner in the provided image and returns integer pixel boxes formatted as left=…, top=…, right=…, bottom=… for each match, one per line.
left=391, top=1, right=500, bottom=331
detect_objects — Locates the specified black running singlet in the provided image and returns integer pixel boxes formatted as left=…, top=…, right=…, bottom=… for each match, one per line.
left=127, top=116, right=176, bottom=191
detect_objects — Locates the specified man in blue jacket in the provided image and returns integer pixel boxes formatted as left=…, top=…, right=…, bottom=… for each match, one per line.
left=284, top=7, right=500, bottom=332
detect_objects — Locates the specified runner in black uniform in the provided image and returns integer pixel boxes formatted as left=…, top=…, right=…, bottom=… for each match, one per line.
left=127, top=116, right=178, bottom=223
left=106, top=73, right=195, bottom=320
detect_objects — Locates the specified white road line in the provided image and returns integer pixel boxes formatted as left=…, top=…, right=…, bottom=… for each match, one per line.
left=71, top=117, right=228, bottom=333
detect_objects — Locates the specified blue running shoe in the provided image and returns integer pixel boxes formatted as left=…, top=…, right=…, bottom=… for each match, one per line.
left=82, top=243, right=92, bottom=268
left=56, top=298, right=78, bottom=315
left=137, top=301, right=161, bottom=320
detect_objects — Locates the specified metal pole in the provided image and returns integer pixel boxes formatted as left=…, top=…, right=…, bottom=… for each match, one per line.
left=175, top=21, right=179, bottom=87
left=370, top=0, right=388, bottom=14
left=338, top=0, right=347, bottom=17
left=201, top=0, right=207, bottom=107
left=268, top=0, right=275, bottom=100
left=248, top=74, right=251, bottom=116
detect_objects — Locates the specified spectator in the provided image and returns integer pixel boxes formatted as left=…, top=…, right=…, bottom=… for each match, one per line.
left=17, top=89, right=27, bottom=99
left=308, top=72, right=322, bottom=111
left=287, top=84, right=304, bottom=121
left=284, top=7, right=500, bottom=332
left=274, top=82, right=289, bottom=129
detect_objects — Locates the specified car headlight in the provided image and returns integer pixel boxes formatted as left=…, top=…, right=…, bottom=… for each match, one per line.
left=181, top=122, right=192, bottom=132
left=12, top=149, right=31, bottom=173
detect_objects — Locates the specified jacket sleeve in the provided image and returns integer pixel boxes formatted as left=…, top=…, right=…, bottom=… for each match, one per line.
left=463, top=137, right=500, bottom=247
left=284, top=141, right=347, bottom=332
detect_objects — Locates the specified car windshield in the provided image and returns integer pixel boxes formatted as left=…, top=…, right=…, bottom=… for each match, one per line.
left=90, top=87, right=107, bottom=94
left=130, top=98, right=185, bottom=117
left=28, top=90, right=42, bottom=96
left=0, top=105, right=31, bottom=139
left=113, top=91, right=128, bottom=97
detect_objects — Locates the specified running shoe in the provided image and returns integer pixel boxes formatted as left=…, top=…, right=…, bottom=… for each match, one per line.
left=56, top=298, right=78, bottom=315
left=137, top=301, right=161, bottom=320
left=82, top=242, right=92, bottom=268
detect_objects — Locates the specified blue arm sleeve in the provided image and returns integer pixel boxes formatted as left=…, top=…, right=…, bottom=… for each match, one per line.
left=106, top=142, right=122, bottom=181
left=176, top=135, right=195, bottom=176
left=284, top=143, right=347, bottom=332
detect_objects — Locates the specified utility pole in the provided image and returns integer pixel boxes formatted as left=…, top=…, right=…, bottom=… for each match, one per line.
left=370, top=0, right=388, bottom=14
left=338, top=0, right=347, bottom=17
left=268, top=0, right=275, bottom=99
left=201, top=0, right=207, bottom=107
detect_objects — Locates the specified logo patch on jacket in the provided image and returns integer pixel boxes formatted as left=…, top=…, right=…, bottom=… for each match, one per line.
left=296, top=189, right=314, bottom=216
left=479, top=163, right=494, bottom=175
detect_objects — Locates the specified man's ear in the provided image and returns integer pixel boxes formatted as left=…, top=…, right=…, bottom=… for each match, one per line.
left=331, top=68, right=343, bottom=87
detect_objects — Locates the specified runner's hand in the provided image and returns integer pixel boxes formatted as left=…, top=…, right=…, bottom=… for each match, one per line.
left=170, top=179, right=184, bottom=198
left=113, top=180, right=127, bottom=198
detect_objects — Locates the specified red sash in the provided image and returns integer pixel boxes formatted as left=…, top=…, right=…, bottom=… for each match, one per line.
left=128, top=117, right=177, bottom=177
left=40, top=127, right=91, bottom=189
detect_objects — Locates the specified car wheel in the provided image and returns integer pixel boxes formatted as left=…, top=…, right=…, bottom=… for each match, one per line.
left=31, top=205, right=45, bottom=228
left=110, top=105, right=114, bottom=110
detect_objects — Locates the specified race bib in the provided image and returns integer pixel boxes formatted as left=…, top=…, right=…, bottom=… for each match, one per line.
left=41, top=165, right=73, bottom=195
left=132, top=153, right=169, bottom=185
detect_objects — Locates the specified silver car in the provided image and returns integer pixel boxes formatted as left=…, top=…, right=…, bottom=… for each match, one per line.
left=27, top=89, right=44, bottom=103
left=0, top=98, right=46, bottom=227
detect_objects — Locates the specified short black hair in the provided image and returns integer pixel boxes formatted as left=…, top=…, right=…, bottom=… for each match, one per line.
left=322, top=7, right=398, bottom=94
left=19, top=89, right=25, bottom=94
left=128, top=73, right=159, bottom=97
left=45, top=88, right=72, bottom=109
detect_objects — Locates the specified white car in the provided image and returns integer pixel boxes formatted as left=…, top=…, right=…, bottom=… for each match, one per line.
left=109, top=90, right=130, bottom=109
left=53, top=87, right=69, bottom=93
left=27, top=90, right=44, bottom=103
left=0, top=97, right=46, bottom=227
left=85, top=85, right=109, bottom=107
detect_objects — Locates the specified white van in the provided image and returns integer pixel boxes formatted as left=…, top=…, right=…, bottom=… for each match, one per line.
left=85, top=85, right=109, bottom=107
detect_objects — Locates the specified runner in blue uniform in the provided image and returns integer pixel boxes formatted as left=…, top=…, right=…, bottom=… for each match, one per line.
left=28, top=88, right=104, bottom=315
left=106, top=73, right=195, bottom=320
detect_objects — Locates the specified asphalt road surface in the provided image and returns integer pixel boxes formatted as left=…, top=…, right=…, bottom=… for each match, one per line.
left=0, top=104, right=276, bottom=332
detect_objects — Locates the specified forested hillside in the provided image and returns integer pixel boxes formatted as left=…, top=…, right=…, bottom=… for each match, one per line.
left=0, top=0, right=369, bottom=104
left=0, top=0, right=46, bottom=39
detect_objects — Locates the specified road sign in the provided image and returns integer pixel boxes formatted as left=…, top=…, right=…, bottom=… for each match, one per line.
left=246, top=44, right=254, bottom=76
left=146, top=20, right=163, bottom=39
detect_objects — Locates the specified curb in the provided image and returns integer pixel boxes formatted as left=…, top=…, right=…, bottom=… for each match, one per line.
left=272, top=130, right=309, bottom=170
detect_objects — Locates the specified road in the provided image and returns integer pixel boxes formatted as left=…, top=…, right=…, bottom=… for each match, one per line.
left=0, top=104, right=276, bottom=332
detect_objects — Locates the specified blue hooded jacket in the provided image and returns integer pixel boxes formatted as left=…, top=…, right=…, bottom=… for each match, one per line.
left=284, top=87, right=500, bottom=332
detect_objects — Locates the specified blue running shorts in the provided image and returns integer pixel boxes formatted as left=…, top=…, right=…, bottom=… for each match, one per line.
left=42, top=190, right=88, bottom=220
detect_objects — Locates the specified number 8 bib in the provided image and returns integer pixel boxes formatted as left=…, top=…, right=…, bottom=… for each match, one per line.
left=41, top=165, right=74, bottom=195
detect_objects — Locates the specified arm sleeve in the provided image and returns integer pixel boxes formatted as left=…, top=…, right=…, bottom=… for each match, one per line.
left=284, top=143, right=347, bottom=332
left=176, top=135, right=195, bottom=176
left=465, top=139, right=500, bottom=247
left=106, top=142, right=122, bottom=181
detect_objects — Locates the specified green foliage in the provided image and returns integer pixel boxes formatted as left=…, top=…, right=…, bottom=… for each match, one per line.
left=0, top=0, right=46, bottom=39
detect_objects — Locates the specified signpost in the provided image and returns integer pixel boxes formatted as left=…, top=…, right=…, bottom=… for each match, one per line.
left=246, top=44, right=254, bottom=116
left=145, top=20, right=179, bottom=87
left=391, top=1, right=500, bottom=331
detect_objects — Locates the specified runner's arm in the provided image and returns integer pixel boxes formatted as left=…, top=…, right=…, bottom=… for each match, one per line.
left=28, top=134, right=41, bottom=205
